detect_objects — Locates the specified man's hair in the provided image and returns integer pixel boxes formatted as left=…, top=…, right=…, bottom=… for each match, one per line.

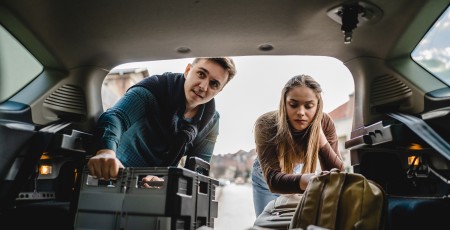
left=192, top=57, right=237, bottom=84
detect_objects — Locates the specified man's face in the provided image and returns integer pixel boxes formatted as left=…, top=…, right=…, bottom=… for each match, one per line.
left=184, top=59, right=229, bottom=108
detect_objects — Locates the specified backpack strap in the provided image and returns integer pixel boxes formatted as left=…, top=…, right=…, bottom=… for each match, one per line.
left=315, top=169, right=346, bottom=229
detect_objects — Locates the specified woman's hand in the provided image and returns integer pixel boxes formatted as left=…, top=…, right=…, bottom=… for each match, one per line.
left=299, top=170, right=330, bottom=190
left=299, top=173, right=315, bottom=190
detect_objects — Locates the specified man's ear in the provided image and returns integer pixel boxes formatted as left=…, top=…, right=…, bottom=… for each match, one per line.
left=219, top=76, right=229, bottom=92
left=184, top=64, right=192, bottom=78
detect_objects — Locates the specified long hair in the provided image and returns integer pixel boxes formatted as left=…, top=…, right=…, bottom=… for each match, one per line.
left=275, top=75, right=323, bottom=174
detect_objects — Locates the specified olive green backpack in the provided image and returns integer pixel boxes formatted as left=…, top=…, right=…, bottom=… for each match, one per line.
left=289, top=169, right=387, bottom=230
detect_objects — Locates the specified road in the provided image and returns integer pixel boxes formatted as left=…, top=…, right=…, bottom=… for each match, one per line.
left=213, top=183, right=256, bottom=230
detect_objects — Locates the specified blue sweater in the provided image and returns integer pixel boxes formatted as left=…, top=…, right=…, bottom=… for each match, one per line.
left=94, top=72, right=220, bottom=167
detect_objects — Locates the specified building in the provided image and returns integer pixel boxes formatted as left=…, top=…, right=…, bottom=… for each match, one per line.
left=328, top=93, right=354, bottom=172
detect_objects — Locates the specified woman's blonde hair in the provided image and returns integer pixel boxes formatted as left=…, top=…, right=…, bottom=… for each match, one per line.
left=275, top=74, right=323, bottom=174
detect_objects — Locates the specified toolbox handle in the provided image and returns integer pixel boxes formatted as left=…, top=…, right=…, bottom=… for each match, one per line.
left=85, top=168, right=124, bottom=186
left=187, top=157, right=210, bottom=176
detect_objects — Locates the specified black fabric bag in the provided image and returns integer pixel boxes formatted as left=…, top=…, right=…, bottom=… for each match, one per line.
left=253, top=194, right=302, bottom=230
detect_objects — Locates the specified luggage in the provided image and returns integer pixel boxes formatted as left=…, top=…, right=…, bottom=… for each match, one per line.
left=289, top=169, right=386, bottom=230
left=253, top=194, right=302, bottom=229
left=253, top=169, right=386, bottom=230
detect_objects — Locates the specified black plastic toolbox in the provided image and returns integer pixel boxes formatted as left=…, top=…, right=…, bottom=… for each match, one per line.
left=74, top=159, right=218, bottom=230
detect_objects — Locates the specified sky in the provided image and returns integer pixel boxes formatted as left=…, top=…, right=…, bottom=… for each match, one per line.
left=116, top=56, right=355, bottom=155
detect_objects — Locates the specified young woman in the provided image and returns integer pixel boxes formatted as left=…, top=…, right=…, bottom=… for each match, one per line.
left=251, top=74, right=344, bottom=217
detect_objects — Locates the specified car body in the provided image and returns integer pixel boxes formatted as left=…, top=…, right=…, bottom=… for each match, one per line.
left=1, top=0, right=450, bottom=229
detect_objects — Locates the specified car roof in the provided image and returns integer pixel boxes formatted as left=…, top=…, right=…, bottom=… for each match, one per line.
left=0, top=0, right=447, bottom=71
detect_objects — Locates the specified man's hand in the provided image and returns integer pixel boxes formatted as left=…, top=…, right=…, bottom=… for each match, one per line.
left=87, top=149, right=124, bottom=180
left=141, top=175, right=164, bottom=188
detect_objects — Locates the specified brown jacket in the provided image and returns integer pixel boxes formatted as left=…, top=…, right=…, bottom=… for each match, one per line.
left=255, top=111, right=344, bottom=194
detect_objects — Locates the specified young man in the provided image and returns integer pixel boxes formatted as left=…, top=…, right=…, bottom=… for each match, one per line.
left=88, top=57, right=237, bottom=180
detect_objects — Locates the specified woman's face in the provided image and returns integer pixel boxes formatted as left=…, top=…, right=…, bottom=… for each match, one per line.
left=285, top=86, right=319, bottom=132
